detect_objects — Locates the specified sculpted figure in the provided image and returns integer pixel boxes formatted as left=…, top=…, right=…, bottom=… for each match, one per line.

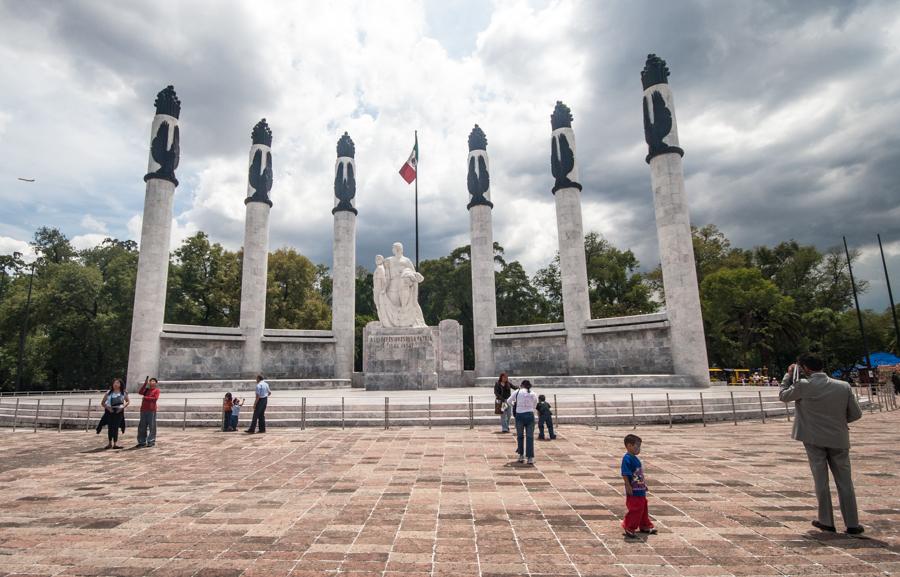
left=377, top=242, right=426, bottom=327
left=373, top=255, right=396, bottom=327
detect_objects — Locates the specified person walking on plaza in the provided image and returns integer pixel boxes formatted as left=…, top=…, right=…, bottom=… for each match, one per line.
left=494, top=372, right=517, bottom=433
left=536, top=394, right=556, bottom=440
left=780, top=352, right=864, bottom=535
left=246, top=375, right=271, bottom=434
left=509, top=380, right=538, bottom=465
left=136, top=377, right=160, bottom=447
left=101, top=379, right=129, bottom=449
left=621, top=433, right=656, bottom=538
left=222, top=393, right=233, bottom=432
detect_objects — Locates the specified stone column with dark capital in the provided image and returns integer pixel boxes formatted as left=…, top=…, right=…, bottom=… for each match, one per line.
left=641, top=54, right=709, bottom=386
left=550, top=101, right=591, bottom=374
left=127, top=85, right=181, bottom=387
left=240, top=119, right=274, bottom=376
left=332, top=132, right=357, bottom=379
left=466, top=125, right=497, bottom=378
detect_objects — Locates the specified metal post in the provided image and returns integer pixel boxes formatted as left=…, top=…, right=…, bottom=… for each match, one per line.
left=182, top=398, right=188, bottom=430
left=553, top=394, right=559, bottom=428
left=301, top=397, right=307, bottom=430
left=665, top=393, right=672, bottom=428
left=33, top=398, right=41, bottom=432
left=699, top=392, right=706, bottom=427
left=428, top=396, right=432, bottom=429
left=13, top=398, right=20, bottom=432
left=757, top=391, right=766, bottom=423
left=729, top=391, right=737, bottom=425
left=630, top=393, right=636, bottom=430
left=867, top=383, right=875, bottom=413
left=592, top=393, right=599, bottom=430
left=878, top=234, right=900, bottom=359
left=341, top=397, right=345, bottom=429
left=384, top=397, right=389, bottom=430
left=85, top=398, right=92, bottom=432
left=57, top=399, right=65, bottom=432
left=844, top=236, right=873, bottom=374
left=468, top=396, right=474, bottom=429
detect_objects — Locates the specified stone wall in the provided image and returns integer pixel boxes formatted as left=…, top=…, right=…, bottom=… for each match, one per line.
left=157, top=325, right=336, bottom=381
left=491, top=324, right=569, bottom=376
left=490, top=313, right=675, bottom=377
left=159, top=326, right=245, bottom=380
left=583, top=313, right=673, bottom=374
left=262, top=333, right=336, bottom=378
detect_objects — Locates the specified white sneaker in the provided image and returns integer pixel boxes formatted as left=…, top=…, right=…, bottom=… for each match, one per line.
left=517, top=455, right=524, bottom=463
left=527, top=458, right=534, bottom=465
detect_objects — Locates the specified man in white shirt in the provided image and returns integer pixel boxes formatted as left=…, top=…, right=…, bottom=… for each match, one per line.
left=246, top=375, right=272, bottom=434
left=509, top=380, right=538, bottom=465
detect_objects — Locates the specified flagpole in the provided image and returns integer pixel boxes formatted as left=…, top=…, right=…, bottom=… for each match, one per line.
left=415, top=130, right=419, bottom=269
left=879, top=233, right=900, bottom=355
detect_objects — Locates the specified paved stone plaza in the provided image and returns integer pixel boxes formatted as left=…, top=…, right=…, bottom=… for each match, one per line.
left=0, top=413, right=897, bottom=577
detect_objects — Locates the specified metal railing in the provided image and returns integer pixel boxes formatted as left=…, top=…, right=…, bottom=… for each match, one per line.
left=0, top=385, right=893, bottom=432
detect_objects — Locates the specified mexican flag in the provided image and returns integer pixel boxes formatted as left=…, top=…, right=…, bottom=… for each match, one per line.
left=399, top=136, right=418, bottom=184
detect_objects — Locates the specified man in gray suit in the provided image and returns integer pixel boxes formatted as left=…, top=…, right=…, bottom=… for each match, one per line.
left=780, top=352, right=864, bottom=534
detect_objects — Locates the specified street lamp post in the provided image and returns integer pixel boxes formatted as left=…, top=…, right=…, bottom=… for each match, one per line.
left=15, top=262, right=36, bottom=392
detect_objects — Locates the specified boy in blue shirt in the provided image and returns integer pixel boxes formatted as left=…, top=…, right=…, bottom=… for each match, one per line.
left=621, top=434, right=656, bottom=538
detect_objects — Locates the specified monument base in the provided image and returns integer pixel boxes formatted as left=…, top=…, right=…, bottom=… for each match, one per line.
left=363, top=321, right=463, bottom=391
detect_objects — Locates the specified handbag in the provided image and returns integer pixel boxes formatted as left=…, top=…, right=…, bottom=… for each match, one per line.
left=494, top=399, right=503, bottom=415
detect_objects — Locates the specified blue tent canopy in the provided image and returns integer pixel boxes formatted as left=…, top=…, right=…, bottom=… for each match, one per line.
left=854, top=352, right=900, bottom=369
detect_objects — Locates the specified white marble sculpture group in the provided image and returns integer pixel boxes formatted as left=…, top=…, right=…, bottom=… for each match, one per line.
left=373, top=242, right=426, bottom=328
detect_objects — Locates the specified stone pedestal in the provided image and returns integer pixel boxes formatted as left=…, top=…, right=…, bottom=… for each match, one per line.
left=362, top=320, right=463, bottom=390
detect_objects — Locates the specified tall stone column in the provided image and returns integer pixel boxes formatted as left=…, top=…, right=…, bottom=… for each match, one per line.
left=127, top=86, right=181, bottom=387
left=466, top=125, right=497, bottom=378
left=239, top=119, right=274, bottom=377
left=332, top=132, right=357, bottom=379
left=550, top=101, right=591, bottom=374
left=641, top=54, right=709, bottom=386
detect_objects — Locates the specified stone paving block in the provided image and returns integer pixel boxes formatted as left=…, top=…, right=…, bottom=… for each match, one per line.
left=0, top=412, right=897, bottom=576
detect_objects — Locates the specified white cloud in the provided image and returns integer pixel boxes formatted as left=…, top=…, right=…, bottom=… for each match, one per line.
left=0, top=0, right=898, bottom=313
left=71, top=233, right=109, bottom=251
left=0, top=236, right=34, bottom=260
left=80, top=214, right=108, bottom=233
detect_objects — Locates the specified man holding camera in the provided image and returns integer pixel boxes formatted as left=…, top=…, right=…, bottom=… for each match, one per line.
left=780, top=352, right=864, bottom=535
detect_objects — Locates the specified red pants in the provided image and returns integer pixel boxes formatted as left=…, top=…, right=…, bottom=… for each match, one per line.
left=622, top=495, right=653, bottom=531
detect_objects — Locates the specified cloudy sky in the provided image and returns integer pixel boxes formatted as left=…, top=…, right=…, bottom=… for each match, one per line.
left=0, top=0, right=898, bottom=310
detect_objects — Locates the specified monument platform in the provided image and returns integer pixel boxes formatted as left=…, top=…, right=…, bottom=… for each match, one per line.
left=362, top=320, right=464, bottom=390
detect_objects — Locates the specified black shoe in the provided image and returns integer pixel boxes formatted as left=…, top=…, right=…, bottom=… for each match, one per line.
left=146, top=443, right=155, bottom=447
left=639, top=528, right=658, bottom=535
left=135, top=444, right=145, bottom=448
left=846, top=526, right=865, bottom=535
left=623, top=529, right=637, bottom=538
left=245, top=430, right=255, bottom=434
left=812, top=520, right=836, bottom=532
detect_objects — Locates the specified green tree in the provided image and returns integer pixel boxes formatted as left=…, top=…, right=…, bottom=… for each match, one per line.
left=534, top=233, right=657, bottom=320
left=701, top=267, right=800, bottom=369
left=165, top=232, right=241, bottom=326
left=266, top=247, right=330, bottom=329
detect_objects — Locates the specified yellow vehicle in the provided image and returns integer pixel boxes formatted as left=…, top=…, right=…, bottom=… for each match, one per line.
left=709, top=368, right=751, bottom=384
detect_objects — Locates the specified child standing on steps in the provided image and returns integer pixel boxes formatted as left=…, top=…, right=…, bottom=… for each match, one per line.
left=621, top=433, right=657, bottom=538
left=229, top=396, right=244, bottom=432
left=536, top=394, right=556, bottom=440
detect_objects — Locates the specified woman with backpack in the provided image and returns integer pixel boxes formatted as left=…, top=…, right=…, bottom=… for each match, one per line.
left=508, top=380, right=538, bottom=465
